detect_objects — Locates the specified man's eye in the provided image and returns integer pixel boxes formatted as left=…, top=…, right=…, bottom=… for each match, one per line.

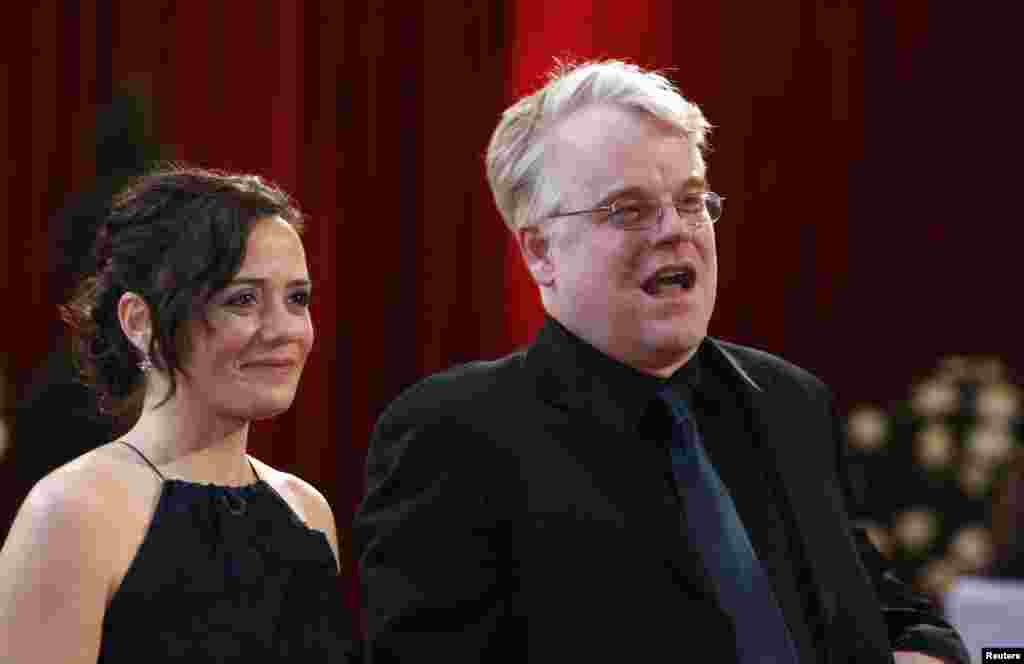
left=676, top=194, right=705, bottom=214
left=609, top=203, right=648, bottom=225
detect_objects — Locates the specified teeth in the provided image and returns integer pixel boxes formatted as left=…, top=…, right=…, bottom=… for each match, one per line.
left=644, top=267, right=693, bottom=295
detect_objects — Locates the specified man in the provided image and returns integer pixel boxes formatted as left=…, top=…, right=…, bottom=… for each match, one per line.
left=354, top=60, right=967, bottom=663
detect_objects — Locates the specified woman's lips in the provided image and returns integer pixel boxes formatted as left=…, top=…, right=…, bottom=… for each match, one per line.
left=240, top=360, right=298, bottom=377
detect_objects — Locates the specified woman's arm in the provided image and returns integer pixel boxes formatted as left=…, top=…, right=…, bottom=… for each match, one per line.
left=0, top=471, right=113, bottom=663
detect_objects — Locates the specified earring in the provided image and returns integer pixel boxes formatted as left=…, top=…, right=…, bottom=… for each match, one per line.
left=138, top=356, right=153, bottom=373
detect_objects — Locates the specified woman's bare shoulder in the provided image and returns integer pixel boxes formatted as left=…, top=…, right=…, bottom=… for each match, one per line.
left=3, top=443, right=167, bottom=600
left=0, top=445, right=164, bottom=660
left=9, top=444, right=157, bottom=548
left=249, top=457, right=340, bottom=565
left=249, top=458, right=332, bottom=521
left=30, top=442, right=158, bottom=505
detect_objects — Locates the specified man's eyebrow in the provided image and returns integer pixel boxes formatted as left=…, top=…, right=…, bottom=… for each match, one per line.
left=681, top=175, right=709, bottom=192
left=596, top=176, right=709, bottom=206
left=594, top=185, right=653, bottom=207
left=227, top=277, right=312, bottom=288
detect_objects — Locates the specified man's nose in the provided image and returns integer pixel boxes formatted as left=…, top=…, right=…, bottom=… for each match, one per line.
left=654, top=202, right=698, bottom=241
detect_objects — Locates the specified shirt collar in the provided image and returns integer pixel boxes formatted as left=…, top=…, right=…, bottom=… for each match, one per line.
left=662, top=346, right=702, bottom=404
left=526, top=316, right=707, bottom=433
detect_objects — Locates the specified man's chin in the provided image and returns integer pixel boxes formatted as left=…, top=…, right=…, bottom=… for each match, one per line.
left=643, top=330, right=704, bottom=370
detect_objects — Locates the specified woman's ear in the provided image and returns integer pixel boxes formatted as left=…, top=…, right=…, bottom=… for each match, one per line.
left=117, top=292, right=152, bottom=358
left=516, top=225, right=556, bottom=287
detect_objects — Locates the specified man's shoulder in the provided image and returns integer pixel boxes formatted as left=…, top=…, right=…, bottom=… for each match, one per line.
left=707, top=337, right=829, bottom=394
left=376, top=349, right=529, bottom=424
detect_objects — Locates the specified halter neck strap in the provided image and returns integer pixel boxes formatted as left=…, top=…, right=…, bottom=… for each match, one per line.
left=120, top=441, right=261, bottom=484
left=120, top=440, right=166, bottom=480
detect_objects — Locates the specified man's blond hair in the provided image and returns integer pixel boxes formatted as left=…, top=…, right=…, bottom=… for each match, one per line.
left=485, top=59, right=711, bottom=232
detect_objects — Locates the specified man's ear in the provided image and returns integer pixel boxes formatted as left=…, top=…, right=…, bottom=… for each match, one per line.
left=117, top=291, right=152, bottom=357
left=516, top=225, right=556, bottom=287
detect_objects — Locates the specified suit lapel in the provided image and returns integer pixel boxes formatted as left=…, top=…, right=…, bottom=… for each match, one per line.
left=704, top=340, right=839, bottom=623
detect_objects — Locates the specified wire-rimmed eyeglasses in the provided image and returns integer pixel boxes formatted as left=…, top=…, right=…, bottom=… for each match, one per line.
left=545, top=191, right=724, bottom=232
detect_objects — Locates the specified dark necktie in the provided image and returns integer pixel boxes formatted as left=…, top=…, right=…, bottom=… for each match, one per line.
left=659, top=388, right=800, bottom=664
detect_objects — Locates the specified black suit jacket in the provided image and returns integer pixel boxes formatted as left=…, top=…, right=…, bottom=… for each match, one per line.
left=354, top=318, right=967, bottom=663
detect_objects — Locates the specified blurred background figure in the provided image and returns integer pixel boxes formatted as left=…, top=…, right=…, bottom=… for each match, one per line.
left=1, top=85, right=160, bottom=531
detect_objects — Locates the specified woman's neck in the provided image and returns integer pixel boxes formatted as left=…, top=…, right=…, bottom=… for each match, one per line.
left=120, top=390, right=255, bottom=486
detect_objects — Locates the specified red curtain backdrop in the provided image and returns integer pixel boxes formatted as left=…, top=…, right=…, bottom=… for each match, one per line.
left=2, top=0, right=1022, bottom=623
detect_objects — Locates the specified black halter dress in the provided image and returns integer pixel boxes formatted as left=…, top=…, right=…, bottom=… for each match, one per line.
left=97, top=442, right=356, bottom=662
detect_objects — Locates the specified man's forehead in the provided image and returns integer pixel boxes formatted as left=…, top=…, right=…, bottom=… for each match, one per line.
left=550, top=103, right=676, bottom=150
left=546, top=105, right=705, bottom=201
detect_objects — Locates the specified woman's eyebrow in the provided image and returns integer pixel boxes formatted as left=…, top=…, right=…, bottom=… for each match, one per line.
left=227, top=277, right=312, bottom=287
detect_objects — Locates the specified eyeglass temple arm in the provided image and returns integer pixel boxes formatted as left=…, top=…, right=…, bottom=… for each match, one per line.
left=548, top=206, right=612, bottom=220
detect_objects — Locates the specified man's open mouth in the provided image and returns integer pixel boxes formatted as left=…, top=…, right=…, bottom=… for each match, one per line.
left=641, top=265, right=696, bottom=296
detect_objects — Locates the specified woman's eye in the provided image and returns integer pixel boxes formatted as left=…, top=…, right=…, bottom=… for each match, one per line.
left=226, top=291, right=258, bottom=307
left=289, top=291, right=312, bottom=307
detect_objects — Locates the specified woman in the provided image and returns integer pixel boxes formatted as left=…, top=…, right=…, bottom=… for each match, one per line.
left=0, top=166, right=354, bottom=662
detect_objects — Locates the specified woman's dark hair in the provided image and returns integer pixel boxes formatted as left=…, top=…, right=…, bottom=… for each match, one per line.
left=61, top=164, right=304, bottom=414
